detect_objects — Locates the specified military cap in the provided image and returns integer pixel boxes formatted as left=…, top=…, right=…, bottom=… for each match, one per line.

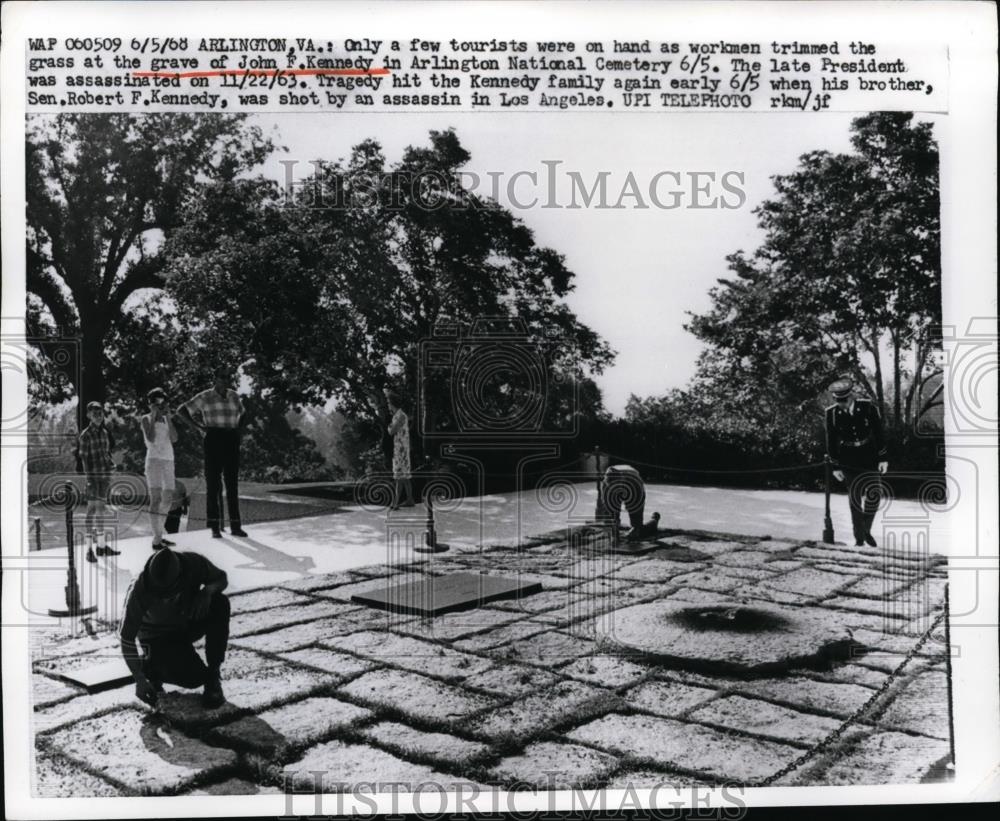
left=147, top=387, right=166, bottom=400
left=86, top=400, right=105, bottom=411
left=829, top=379, right=854, bottom=399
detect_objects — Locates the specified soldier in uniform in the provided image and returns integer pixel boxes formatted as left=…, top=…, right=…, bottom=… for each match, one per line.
left=825, top=379, right=889, bottom=547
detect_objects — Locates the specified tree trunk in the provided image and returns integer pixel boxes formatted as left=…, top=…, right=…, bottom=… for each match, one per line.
left=870, top=327, right=885, bottom=412
left=892, top=329, right=902, bottom=427
left=77, top=323, right=108, bottom=430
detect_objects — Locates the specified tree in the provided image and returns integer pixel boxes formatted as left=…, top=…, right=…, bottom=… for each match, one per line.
left=685, top=113, right=940, bottom=433
left=165, top=129, right=616, bottom=469
left=26, top=113, right=275, bottom=425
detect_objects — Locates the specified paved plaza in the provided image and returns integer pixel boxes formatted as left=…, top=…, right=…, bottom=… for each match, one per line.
left=28, top=496, right=953, bottom=795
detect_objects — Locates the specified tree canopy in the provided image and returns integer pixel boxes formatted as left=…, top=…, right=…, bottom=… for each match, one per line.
left=634, top=113, right=942, bottom=462
left=26, top=113, right=275, bottom=424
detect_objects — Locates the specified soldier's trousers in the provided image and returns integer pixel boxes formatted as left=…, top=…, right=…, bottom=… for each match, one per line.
left=841, top=465, right=881, bottom=543
left=141, top=593, right=230, bottom=688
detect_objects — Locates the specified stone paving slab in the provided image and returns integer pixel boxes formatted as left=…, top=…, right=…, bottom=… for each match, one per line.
left=624, top=679, right=719, bottom=718
left=758, top=567, right=859, bottom=599
left=228, top=587, right=319, bottom=614
left=875, top=670, right=951, bottom=740
left=211, top=696, right=372, bottom=755
left=277, top=571, right=360, bottom=592
left=499, top=630, right=598, bottom=666
left=561, top=655, right=650, bottom=689
left=324, top=631, right=494, bottom=681
left=729, top=676, right=876, bottom=719
left=362, top=721, right=491, bottom=767
left=715, top=550, right=781, bottom=568
left=35, top=682, right=152, bottom=735
left=469, top=680, right=615, bottom=743
left=230, top=600, right=343, bottom=637
left=394, top=609, right=526, bottom=642
left=280, top=647, right=379, bottom=680
left=231, top=612, right=382, bottom=653
left=33, top=752, right=124, bottom=797
left=843, top=575, right=916, bottom=599
left=567, top=713, right=801, bottom=782
left=666, top=571, right=744, bottom=594
left=452, top=620, right=551, bottom=652
left=615, top=559, right=707, bottom=583
left=461, top=664, right=561, bottom=698
left=32, top=674, right=84, bottom=709
left=311, top=574, right=410, bottom=602
left=282, top=740, right=447, bottom=791
left=488, top=589, right=576, bottom=614
left=340, top=668, right=496, bottom=723
left=45, top=708, right=237, bottom=795
left=792, top=729, right=950, bottom=785
left=489, top=741, right=618, bottom=788
left=687, top=695, right=843, bottom=747
left=156, top=664, right=339, bottom=728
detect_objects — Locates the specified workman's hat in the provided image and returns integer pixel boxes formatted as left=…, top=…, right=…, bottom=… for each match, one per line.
left=145, top=548, right=182, bottom=594
left=147, top=387, right=166, bottom=401
left=86, top=401, right=105, bottom=411
left=829, top=379, right=854, bottom=399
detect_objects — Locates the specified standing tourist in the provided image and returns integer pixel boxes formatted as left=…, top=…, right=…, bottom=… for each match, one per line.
left=141, top=387, right=178, bottom=551
left=386, top=391, right=415, bottom=510
left=78, top=401, right=121, bottom=563
left=179, top=368, right=248, bottom=538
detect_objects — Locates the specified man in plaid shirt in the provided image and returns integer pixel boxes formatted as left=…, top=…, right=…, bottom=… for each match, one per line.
left=180, top=368, right=248, bottom=538
left=78, top=401, right=121, bottom=563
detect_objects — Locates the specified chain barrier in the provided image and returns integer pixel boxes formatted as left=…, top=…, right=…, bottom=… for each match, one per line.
left=752, top=605, right=949, bottom=787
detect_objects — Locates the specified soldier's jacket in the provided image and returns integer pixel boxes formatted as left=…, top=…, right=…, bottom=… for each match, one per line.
left=825, top=398, right=888, bottom=466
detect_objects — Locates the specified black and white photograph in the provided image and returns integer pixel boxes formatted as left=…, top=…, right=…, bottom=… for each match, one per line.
left=2, top=1, right=997, bottom=816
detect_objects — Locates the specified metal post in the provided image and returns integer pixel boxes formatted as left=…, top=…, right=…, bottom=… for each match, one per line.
left=823, top=455, right=836, bottom=544
left=593, top=445, right=604, bottom=521
left=417, top=456, right=447, bottom=553
left=49, top=481, right=97, bottom=618
left=33, top=517, right=41, bottom=552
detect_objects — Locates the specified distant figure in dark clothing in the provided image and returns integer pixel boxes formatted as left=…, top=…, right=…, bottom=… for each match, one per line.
left=598, top=464, right=647, bottom=538
left=118, top=548, right=230, bottom=709
left=386, top=391, right=414, bottom=510
left=163, top=480, right=190, bottom=535
left=825, top=378, right=889, bottom=547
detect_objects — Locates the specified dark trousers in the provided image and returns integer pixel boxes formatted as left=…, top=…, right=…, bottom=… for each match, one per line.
left=142, top=593, right=230, bottom=688
left=600, top=474, right=646, bottom=530
left=839, top=449, right=881, bottom=542
left=204, top=428, right=241, bottom=531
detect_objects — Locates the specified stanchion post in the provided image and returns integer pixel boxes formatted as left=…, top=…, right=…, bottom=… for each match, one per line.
left=423, top=457, right=437, bottom=550
left=34, top=516, right=41, bottom=552
left=593, top=445, right=604, bottom=521
left=823, top=455, right=836, bottom=544
left=48, top=481, right=97, bottom=619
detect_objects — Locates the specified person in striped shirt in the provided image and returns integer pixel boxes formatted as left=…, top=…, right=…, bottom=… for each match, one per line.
left=179, top=368, right=248, bottom=538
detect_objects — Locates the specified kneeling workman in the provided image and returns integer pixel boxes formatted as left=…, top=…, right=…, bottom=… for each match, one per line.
left=118, top=548, right=230, bottom=709
left=599, top=463, right=650, bottom=539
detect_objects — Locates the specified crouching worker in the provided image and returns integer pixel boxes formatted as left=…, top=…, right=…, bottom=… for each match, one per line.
left=118, top=548, right=230, bottom=709
left=599, top=464, right=650, bottom=540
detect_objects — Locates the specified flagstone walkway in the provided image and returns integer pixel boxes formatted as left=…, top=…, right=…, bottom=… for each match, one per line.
left=31, top=528, right=952, bottom=796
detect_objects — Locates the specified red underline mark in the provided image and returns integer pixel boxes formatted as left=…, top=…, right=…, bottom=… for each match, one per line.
left=132, top=68, right=391, bottom=79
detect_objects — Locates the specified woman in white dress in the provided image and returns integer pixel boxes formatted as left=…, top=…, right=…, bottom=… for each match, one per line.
left=141, top=387, right=179, bottom=550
